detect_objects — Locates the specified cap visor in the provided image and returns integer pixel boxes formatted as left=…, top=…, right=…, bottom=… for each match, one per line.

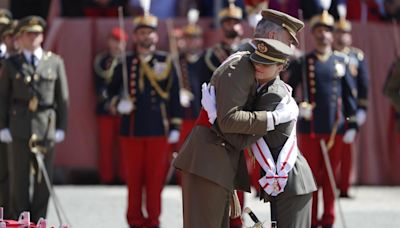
left=250, top=53, right=276, bottom=65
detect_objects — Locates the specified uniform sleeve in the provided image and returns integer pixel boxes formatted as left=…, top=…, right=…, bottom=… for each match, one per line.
left=106, top=62, right=123, bottom=110
left=356, top=55, right=369, bottom=110
left=214, top=56, right=269, bottom=135
left=0, top=60, right=11, bottom=129
left=341, top=67, right=358, bottom=130
left=384, top=60, right=400, bottom=113
left=55, top=57, right=69, bottom=131
left=168, top=63, right=183, bottom=132
left=286, top=58, right=303, bottom=101
left=221, top=92, right=283, bottom=150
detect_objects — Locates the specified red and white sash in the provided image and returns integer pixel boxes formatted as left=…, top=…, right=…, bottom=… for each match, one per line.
left=250, top=123, right=298, bottom=196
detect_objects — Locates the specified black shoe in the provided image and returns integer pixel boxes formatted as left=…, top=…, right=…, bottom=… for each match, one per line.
left=340, top=191, right=353, bottom=198
left=322, top=225, right=333, bottom=228
left=130, top=226, right=140, bottom=228
left=311, top=225, right=319, bottom=228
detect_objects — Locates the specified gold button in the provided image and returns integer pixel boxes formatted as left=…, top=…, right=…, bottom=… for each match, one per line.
left=309, top=72, right=315, bottom=78
left=130, top=81, right=135, bottom=86
left=311, top=88, right=316, bottom=94
left=308, top=65, right=315, bottom=71
left=34, top=74, right=40, bottom=81
left=221, top=142, right=226, bottom=147
left=130, top=89, right=136, bottom=94
left=310, top=80, right=315, bottom=86
left=308, top=58, right=314, bottom=64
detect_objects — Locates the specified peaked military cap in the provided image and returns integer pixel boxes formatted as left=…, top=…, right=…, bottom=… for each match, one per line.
left=261, top=9, right=304, bottom=46
left=218, top=0, right=243, bottom=22
left=0, top=9, right=12, bottom=25
left=133, top=13, right=158, bottom=31
left=15, top=16, right=46, bottom=35
left=334, top=18, right=352, bottom=32
left=250, top=38, right=293, bottom=65
left=310, top=10, right=334, bottom=30
left=0, top=20, right=18, bottom=38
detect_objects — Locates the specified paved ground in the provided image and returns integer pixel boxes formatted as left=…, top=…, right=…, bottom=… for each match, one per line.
left=43, top=185, right=400, bottom=228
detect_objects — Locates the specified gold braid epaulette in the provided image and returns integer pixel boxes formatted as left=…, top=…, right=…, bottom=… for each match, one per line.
left=140, top=56, right=173, bottom=100
left=94, top=53, right=118, bottom=83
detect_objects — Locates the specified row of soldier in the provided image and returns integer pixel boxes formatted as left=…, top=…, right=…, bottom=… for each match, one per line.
left=0, top=2, right=370, bottom=228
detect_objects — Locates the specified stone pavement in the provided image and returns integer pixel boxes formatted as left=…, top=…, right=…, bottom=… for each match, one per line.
left=44, top=186, right=400, bottom=228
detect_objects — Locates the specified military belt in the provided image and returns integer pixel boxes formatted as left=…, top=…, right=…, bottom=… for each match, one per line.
left=13, top=99, right=54, bottom=111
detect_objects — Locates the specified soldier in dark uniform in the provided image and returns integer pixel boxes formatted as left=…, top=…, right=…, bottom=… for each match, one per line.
left=0, top=16, right=69, bottom=222
left=176, top=9, right=206, bottom=153
left=333, top=16, right=369, bottom=198
left=0, top=9, right=13, bottom=219
left=287, top=10, right=358, bottom=228
left=107, top=10, right=182, bottom=228
left=93, top=27, right=127, bottom=184
left=203, top=0, right=244, bottom=83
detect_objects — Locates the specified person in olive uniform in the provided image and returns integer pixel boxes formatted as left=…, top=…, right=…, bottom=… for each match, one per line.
left=0, top=8, right=13, bottom=219
left=0, top=16, right=69, bottom=222
left=202, top=38, right=317, bottom=228
left=0, top=9, right=12, bottom=59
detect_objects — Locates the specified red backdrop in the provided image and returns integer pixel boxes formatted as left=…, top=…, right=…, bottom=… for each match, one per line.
left=44, top=18, right=400, bottom=185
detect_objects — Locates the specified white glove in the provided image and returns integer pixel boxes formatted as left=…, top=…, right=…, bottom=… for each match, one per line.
left=356, top=109, right=367, bottom=126
left=299, top=102, right=313, bottom=120
left=167, top=129, right=180, bottom=144
left=0, top=128, right=12, bottom=143
left=201, top=83, right=217, bottom=124
left=343, top=129, right=357, bottom=144
left=180, top=89, right=194, bottom=108
left=117, top=98, right=134, bottom=114
left=270, top=96, right=299, bottom=126
left=55, top=129, right=65, bottom=143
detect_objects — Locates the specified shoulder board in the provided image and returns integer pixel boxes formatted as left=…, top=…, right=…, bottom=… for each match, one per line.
left=221, top=51, right=249, bottom=67
left=351, top=47, right=364, bottom=61
left=333, top=50, right=349, bottom=64
left=204, top=47, right=219, bottom=72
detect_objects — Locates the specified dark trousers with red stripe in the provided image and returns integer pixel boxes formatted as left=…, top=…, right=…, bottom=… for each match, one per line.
left=339, top=143, right=353, bottom=194
left=120, top=136, right=168, bottom=227
left=97, top=115, right=123, bottom=183
left=298, top=134, right=344, bottom=226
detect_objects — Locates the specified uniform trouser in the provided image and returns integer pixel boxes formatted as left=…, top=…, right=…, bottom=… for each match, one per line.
left=120, top=136, right=167, bottom=227
left=181, top=171, right=231, bottom=228
left=9, top=138, right=54, bottom=223
left=97, top=115, right=123, bottom=183
left=263, top=193, right=313, bottom=228
left=0, top=142, right=10, bottom=218
left=298, top=134, right=344, bottom=226
left=339, top=143, right=352, bottom=194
